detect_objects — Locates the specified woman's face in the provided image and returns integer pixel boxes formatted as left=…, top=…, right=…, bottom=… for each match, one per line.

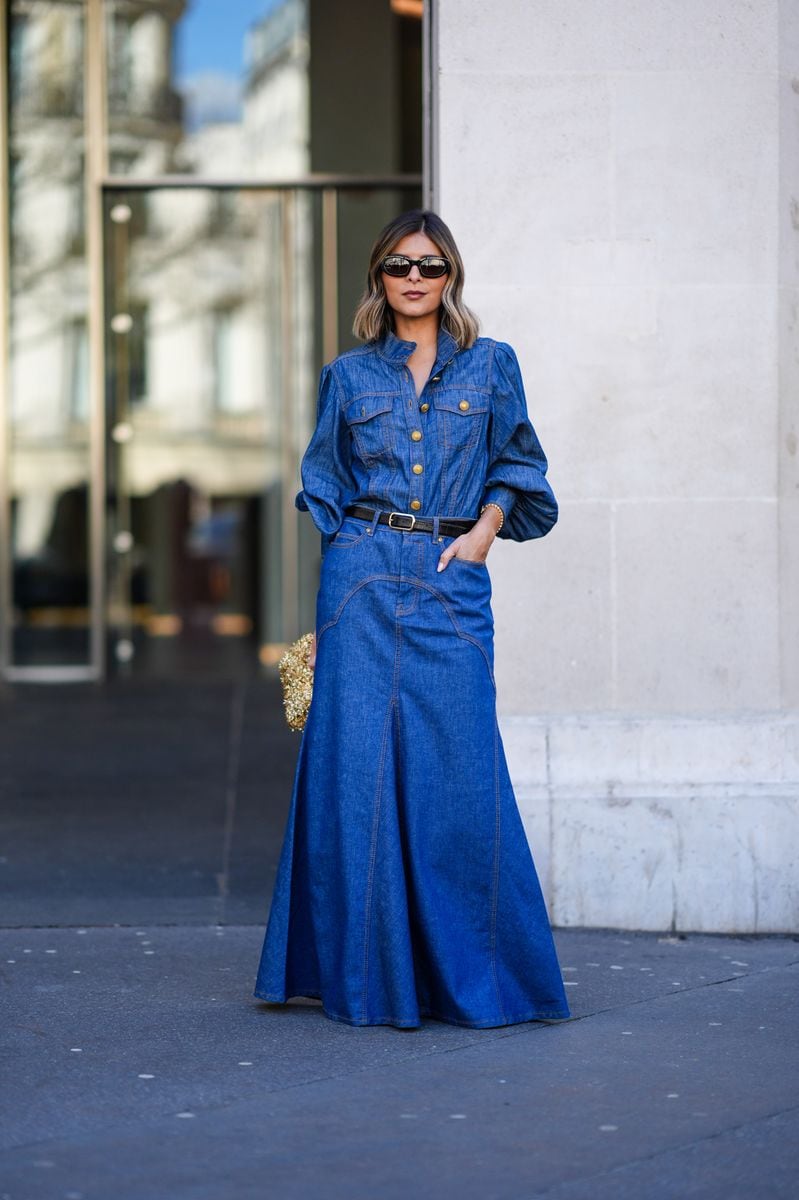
left=380, top=232, right=449, bottom=324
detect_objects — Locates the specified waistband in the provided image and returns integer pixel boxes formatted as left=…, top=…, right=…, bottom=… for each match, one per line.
left=344, top=504, right=476, bottom=538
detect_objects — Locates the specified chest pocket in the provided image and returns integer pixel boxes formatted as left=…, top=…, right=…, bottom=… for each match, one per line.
left=434, top=393, right=490, bottom=451
left=343, top=393, right=399, bottom=467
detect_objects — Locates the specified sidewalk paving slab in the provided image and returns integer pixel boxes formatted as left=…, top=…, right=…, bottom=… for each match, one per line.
left=2, top=925, right=797, bottom=1199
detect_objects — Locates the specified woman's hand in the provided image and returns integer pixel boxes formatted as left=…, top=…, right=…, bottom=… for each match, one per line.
left=437, top=507, right=502, bottom=571
left=308, top=632, right=317, bottom=669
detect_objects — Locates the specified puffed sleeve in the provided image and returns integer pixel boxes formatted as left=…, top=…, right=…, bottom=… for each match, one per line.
left=481, top=341, right=558, bottom=541
left=295, top=362, right=356, bottom=557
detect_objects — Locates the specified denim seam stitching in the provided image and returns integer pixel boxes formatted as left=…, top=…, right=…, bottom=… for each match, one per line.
left=489, top=718, right=507, bottom=1023
left=488, top=338, right=499, bottom=391
left=435, top=384, right=492, bottom=396
left=351, top=426, right=392, bottom=469
left=450, top=421, right=487, bottom=500
left=345, top=389, right=402, bottom=403
left=315, top=575, right=496, bottom=691
left=360, top=597, right=402, bottom=1023
left=334, top=343, right=372, bottom=363
left=327, top=525, right=370, bottom=550
left=439, top=414, right=484, bottom=499
left=361, top=694, right=394, bottom=1023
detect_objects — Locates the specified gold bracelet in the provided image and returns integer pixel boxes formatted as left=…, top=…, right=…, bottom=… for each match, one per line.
left=480, top=502, right=504, bottom=532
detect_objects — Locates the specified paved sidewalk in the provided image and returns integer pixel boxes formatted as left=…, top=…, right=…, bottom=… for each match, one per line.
left=2, top=925, right=797, bottom=1198
left=1, top=681, right=797, bottom=1198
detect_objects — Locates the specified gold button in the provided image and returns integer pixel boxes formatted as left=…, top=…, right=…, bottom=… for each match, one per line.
left=412, top=463, right=423, bottom=474
left=410, top=499, right=421, bottom=510
left=411, top=430, right=422, bottom=441
left=458, top=400, right=470, bottom=411
left=419, top=402, right=430, bottom=413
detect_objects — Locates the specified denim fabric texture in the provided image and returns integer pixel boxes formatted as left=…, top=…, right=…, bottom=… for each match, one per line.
left=254, top=325, right=571, bottom=1028
left=293, top=325, right=558, bottom=558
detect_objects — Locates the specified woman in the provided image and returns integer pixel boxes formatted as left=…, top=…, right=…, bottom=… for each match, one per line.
left=254, top=209, right=571, bottom=1029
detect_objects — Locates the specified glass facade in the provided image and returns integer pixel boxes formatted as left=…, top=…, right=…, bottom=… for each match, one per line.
left=1, top=0, right=424, bottom=680
left=5, top=0, right=92, bottom=669
left=104, top=0, right=311, bottom=182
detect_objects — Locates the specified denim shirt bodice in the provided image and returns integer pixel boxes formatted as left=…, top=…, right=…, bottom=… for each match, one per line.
left=296, top=325, right=558, bottom=554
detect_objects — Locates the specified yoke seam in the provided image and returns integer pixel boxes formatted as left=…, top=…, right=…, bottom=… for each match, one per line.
left=316, top=574, right=496, bottom=691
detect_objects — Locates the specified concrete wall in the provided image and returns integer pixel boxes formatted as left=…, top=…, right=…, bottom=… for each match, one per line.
left=434, top=0, right=799, bottom=931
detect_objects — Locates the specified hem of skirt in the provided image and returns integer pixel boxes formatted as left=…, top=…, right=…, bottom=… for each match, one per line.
left=253, top=988, right=571, bottom=1029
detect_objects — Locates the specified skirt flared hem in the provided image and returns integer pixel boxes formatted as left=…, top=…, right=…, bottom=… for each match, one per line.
left=254, top=526, right=573, bottom=1030
left=253, top=987, right=572, bottom=1030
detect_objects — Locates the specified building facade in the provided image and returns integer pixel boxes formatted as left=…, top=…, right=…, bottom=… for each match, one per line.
left=431, top=0, right=799, bottom=932
left=2, top=0, right=797, bottom=931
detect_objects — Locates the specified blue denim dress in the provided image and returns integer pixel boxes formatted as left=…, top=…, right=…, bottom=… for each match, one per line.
left=254, top=325, right=571, bottom=1028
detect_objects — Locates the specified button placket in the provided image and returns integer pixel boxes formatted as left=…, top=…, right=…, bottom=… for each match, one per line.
left=401, top=366, right=424, bottom=512
left=402, top=354, right=451, bottom=514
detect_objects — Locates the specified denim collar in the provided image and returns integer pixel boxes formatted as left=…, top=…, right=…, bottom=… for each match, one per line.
left=376, top=325, right=460, bottom=371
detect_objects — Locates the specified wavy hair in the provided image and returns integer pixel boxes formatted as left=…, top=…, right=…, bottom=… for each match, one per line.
left=352, top=209, right=480, bottom=348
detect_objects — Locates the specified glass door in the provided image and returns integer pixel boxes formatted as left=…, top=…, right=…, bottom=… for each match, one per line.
left=101, top=181, right=421, bottom=678
left=103, top=184, right=309, bottom=677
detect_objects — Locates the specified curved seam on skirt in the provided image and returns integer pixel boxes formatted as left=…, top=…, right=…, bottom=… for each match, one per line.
left=316, top=574, right=496, bottom=690
left=489, top=719, right=506, bottom=1023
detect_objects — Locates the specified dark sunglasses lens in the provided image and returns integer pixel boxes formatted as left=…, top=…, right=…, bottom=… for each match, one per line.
left=382, top=256, right=411, bottom=276
left=419, top=257, right=449, bottom=278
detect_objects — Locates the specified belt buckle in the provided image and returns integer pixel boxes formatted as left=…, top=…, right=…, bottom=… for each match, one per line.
left=387, top=510, right=416, bottom=531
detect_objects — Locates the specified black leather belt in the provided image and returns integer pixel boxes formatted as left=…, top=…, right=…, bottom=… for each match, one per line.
left=344, top=504, right=476, bottom=538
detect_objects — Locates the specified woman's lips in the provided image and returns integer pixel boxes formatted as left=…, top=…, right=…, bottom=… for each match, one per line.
left=404, top=291, right=425, bottom=298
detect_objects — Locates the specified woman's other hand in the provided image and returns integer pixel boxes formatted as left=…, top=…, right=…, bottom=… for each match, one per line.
left=308, top=632, right=317, bottom=669
left=436, top=506, right=502, bottom=571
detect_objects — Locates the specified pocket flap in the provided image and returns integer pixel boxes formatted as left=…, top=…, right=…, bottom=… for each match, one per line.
left=435, top=394, right=490, bottom=416
left=344, top=394, right=397, bottom=424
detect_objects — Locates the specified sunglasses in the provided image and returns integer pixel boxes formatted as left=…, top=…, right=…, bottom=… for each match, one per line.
left=380, top=254, right=451, bottom=279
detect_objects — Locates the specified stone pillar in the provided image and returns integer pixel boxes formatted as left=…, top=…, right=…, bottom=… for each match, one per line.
left=434, top=0, right=799, bottom=931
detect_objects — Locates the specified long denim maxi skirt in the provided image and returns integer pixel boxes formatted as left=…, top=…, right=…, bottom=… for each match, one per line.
left=254, top=512, right=571, bottom=1028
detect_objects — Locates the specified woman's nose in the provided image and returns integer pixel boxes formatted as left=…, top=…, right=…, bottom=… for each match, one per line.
left=407, top=265, right=422, bottom=282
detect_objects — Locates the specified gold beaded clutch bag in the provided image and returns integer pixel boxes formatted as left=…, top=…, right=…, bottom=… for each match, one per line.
left=278, top=631, right=315, bottom=731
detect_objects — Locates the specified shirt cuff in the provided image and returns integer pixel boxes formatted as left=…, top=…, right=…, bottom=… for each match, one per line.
left=480, top=486, right=517, bottom=523
left=295, top=489, right=309, bottom=512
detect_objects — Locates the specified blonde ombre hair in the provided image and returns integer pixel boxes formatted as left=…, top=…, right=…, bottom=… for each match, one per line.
left=352, top=209, right=480, bottom=348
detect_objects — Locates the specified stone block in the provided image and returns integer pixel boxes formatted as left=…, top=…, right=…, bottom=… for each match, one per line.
left=546, top=715, right=795, bottom=787
left=550, top=789, right=799, bottom=932
left=779, top=0, right=799, bottom=75
left=493, top=502, right=612, bottom=714
left=498, top=714, right=549, bottom=785
left=514, top=788, right=553, bottom=904
left=614, top=71, right=777, bottom=286
left=438, top=71, right=612, bottom=286
left=615, top=500, right=780, bottom=711
left=439, top=0, right=777, bottom=74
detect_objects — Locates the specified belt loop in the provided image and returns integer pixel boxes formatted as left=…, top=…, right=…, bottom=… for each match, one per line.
left=367, top=506, right=381, bottom=536
left=432, top=515, right=441, bottom=543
